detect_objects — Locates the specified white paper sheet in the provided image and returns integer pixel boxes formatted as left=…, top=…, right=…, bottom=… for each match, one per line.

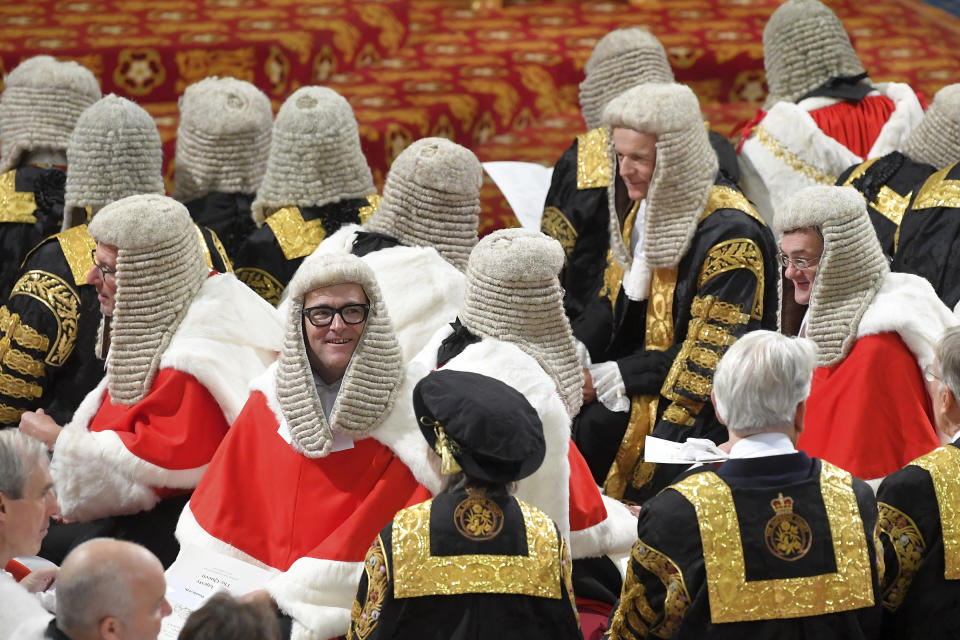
left=159, top=544, right=275, bottom=639
left=482, top=161, right=554, bottom=230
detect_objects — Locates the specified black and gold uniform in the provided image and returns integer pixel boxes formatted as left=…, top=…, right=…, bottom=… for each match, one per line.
left=890, top=162, right=960, bottom=309
left=0, top=223, right=231, bottom=428
left=183, top=191, right=258, bottom=264
left=608, top=454, right=882, bottom=640
left=347, top=489, right=582, bottom=640
left=836, top=152, right=936, bottom=260
left=0, top=166, right=66, bottom=302
left=876, top=442, right=960, bottom=638
left=233, top=196, right=379, bottom=305
left=572, top=175, right=779, bottom=504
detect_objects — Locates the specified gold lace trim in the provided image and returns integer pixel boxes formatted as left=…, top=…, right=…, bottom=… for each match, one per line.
left=911, top=445, right=960, bottom=579
left=541, top=206, right=577, bottom=260
left=604, top=394, right=659, bottom=500
left=53, top=224, right=97, bottom=286
left=358, top=194, right=382, bottom=225
left=576, top=127, right=611, bottom=190
left=754, top=126, right=837, bottom=185
left=206, top=226, right=234, bottom=273
left=699, top=185, right=765, bottom=227
left=608, top=541, right=661, bottom=639
left=0, top=372, right=42, bottom=400
left=631, top=540, right=691, bottom=638
left=0, top=403, right=24, bottom=424
left=672, top=461, right=874, bottom=622
left=236, top=267, right=284, bottom=306
left=877, top=501, right=924, bottom=612
left=697, top=238, right=765, bottom=320
left=265, top=206, right=328, bottom=260
left=911, top=166, right=960, bottom=210
left=0, top=307, right=49, bottom=353
left=9, top=271, right=80, bottom=367
left=2, top=347, right=43, bottom=378
left=0, top=169, right=37, bottom=224
left=645, top=266, right=678, bottom=351
left=392, top=498, right=561, bottom=599
left=349, top=536, right=390, bottom=640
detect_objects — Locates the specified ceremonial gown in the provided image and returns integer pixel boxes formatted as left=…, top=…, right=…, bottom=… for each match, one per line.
left=0, top=223, right=233, bottom=429
left=0, top=166, right=65, bottom=302
left=346, top=490, right=582, bottom=640
left=608, top=453, right=882, bottom=640
left=571, top=176, right=779, bottom=503
left=798, top=272, right=952, bottom=481
left=836, top=151, right=936, bottom=260
left=45, top=272, right=281, bottom=564
left=875, top=441, right=960, bottom=639
left=177, top=363, right=441, bottom=640
left=891, top=162, right=960, bottom=309
left=234, top=196, right=379, bottom=304
left=183, top=191, right=258, bottom=263
left=739, top=82, right=923, bottom=223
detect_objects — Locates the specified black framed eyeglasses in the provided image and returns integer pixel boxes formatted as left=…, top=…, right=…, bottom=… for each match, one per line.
left=303, top=303, right=370, bottom=327
left=777, top=252, right=821, bottom=271
left=90, top=249, right=117, bottom=279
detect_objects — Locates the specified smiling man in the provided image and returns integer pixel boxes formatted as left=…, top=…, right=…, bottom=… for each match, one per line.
left=774, top=185, right=956, bottom=482
left=178, top=253, right=441, bottom=640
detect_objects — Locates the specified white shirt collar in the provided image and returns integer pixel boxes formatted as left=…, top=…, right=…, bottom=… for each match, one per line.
left=729, top=431, right=797, bottom=459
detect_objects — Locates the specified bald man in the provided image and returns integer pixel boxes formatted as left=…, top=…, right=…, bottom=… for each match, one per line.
left=45, top=539, right=171, bottom=640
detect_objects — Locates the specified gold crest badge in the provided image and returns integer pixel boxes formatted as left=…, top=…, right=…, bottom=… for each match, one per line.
left=763, top=492, right=813, bottom=561
left=453, top=488, right=504, bottom=541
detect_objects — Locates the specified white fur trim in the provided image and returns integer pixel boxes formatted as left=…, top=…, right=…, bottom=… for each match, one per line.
left=266, top=556, right=362, bottom=640
left=568, top=495, right=638, bottom=559
left=51, top=379, right=206, bottom=522
left=866, top=83, right=924, bottom=158
left=250, top=362, right=444, bottom=495
left=160, top=273, right=283, bottom=423
left=856, top=271, right=957, bottom=374
left=409, top=328, right=572, bottom=538
left=174, top=502, right=276, bottom=571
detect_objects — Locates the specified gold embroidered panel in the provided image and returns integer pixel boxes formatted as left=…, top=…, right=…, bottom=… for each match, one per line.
left=871, top=186, right=910, bottom=226
left=910, top=445, right=960, bottom=579
left=599, top=248, right=624, bottom=312
left=608, top=541, right=665, bottom=639
left=911, top=166, right=960, bottom=210
left=236, top=267, right=284, bottom=306
left=877, top=501, right=924, bottom=612
left=392, top=498, right=561, bottom=599
left=631, top=539, right=692, bottom=638
left=349, top=536, right=390, bottom=640
left=754, top=126, right=837, bottom=185
left=0, top=306, right=49, bottom=353
left=358, top=194, right=382, bottom=225
left=194, top=225, right=214, bottom=270
left=697, top=238, right=765, bottom=320
left=672, top=462, right=874, bottom=623
left=0, top=169, right=38, bottom=224
left=644, top=267, right=678, bottom=352
left=265, top=206, right=328, bottom=260
left=576, top=127, right=611, bottom=190
left=206, top=227, right=234, bottom=273
left=699, top=185, right=765, bottom=228
left=604, top=393, right=659, bottom=500
left=9, top=271, right=80, bottom=367
left=54, top=224, right=97, bottom=287
left=541, top=206, right=577, bottom=259
left=840, top=158, right=880, bottom=188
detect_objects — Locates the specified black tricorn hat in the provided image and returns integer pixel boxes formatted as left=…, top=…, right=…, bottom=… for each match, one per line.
left=413, top=369, right=546, bottom=484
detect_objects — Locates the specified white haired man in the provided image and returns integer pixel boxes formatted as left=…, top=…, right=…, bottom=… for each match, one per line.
left=45, top=538, right=171, bottom=640
left=608, top=330, right=882, bottom=638
left=0, top=430, right=60, bottom=639
left=875, top=326, right=960, bottom=634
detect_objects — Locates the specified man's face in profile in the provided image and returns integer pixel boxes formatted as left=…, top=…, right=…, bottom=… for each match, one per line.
left=302, top=283, right=368, bottom=385
left=612, top=127, right=657, bottom=202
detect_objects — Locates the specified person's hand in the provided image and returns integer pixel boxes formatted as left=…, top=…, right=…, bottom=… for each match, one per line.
left=582, top=368, right=597, bottom=405
left=19, top=409, right=62, bottom=450
left=20, top=567, right=58, bottom=593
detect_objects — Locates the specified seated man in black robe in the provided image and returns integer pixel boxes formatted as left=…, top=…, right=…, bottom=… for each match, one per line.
left=876, top=325, right=960, bottom=637
left=570, top=82, right=778, bottom=504
left=608, top=330, right=882, bottom=639
left=347, top=369, right=582, bottom=640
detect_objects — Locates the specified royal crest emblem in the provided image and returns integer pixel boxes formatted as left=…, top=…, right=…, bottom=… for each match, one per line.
left=763, top=492, right=813, bottom=561
left=453, top=488, right=504, bottom=541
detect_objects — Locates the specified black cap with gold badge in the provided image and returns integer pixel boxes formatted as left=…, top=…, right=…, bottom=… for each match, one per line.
left=413, top=369, right=546, bottom=484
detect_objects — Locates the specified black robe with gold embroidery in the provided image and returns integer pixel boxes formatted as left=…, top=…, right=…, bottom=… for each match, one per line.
left=183, top=191, right=258, bottom=264
left=875, top=442, right=960, bottom=639
left=836, top=152, right=935, bottom=261
left=571, top=174, right=779, bottom=504
left=347, top=490, right=582, bottom=640
left=0, top=224, right=232, bottom=428
left=233, top=196, right=379, bottom=305
left=890, top=162, right=960, bottom=309
left=0, top=166, right=66, bottom=303
left=608, top=454, right=882, bottom=640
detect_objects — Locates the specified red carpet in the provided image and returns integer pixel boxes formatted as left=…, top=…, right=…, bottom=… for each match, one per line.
left=2, top=0, right=959, bottom=233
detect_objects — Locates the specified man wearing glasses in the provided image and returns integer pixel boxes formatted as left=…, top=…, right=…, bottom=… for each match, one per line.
left=177, top=252, right=441, bottom=640
left=774, top=185, right=955, bottom=484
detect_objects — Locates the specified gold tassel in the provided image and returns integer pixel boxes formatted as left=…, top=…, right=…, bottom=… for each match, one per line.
left=422, top=417, right=462, bottom=475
